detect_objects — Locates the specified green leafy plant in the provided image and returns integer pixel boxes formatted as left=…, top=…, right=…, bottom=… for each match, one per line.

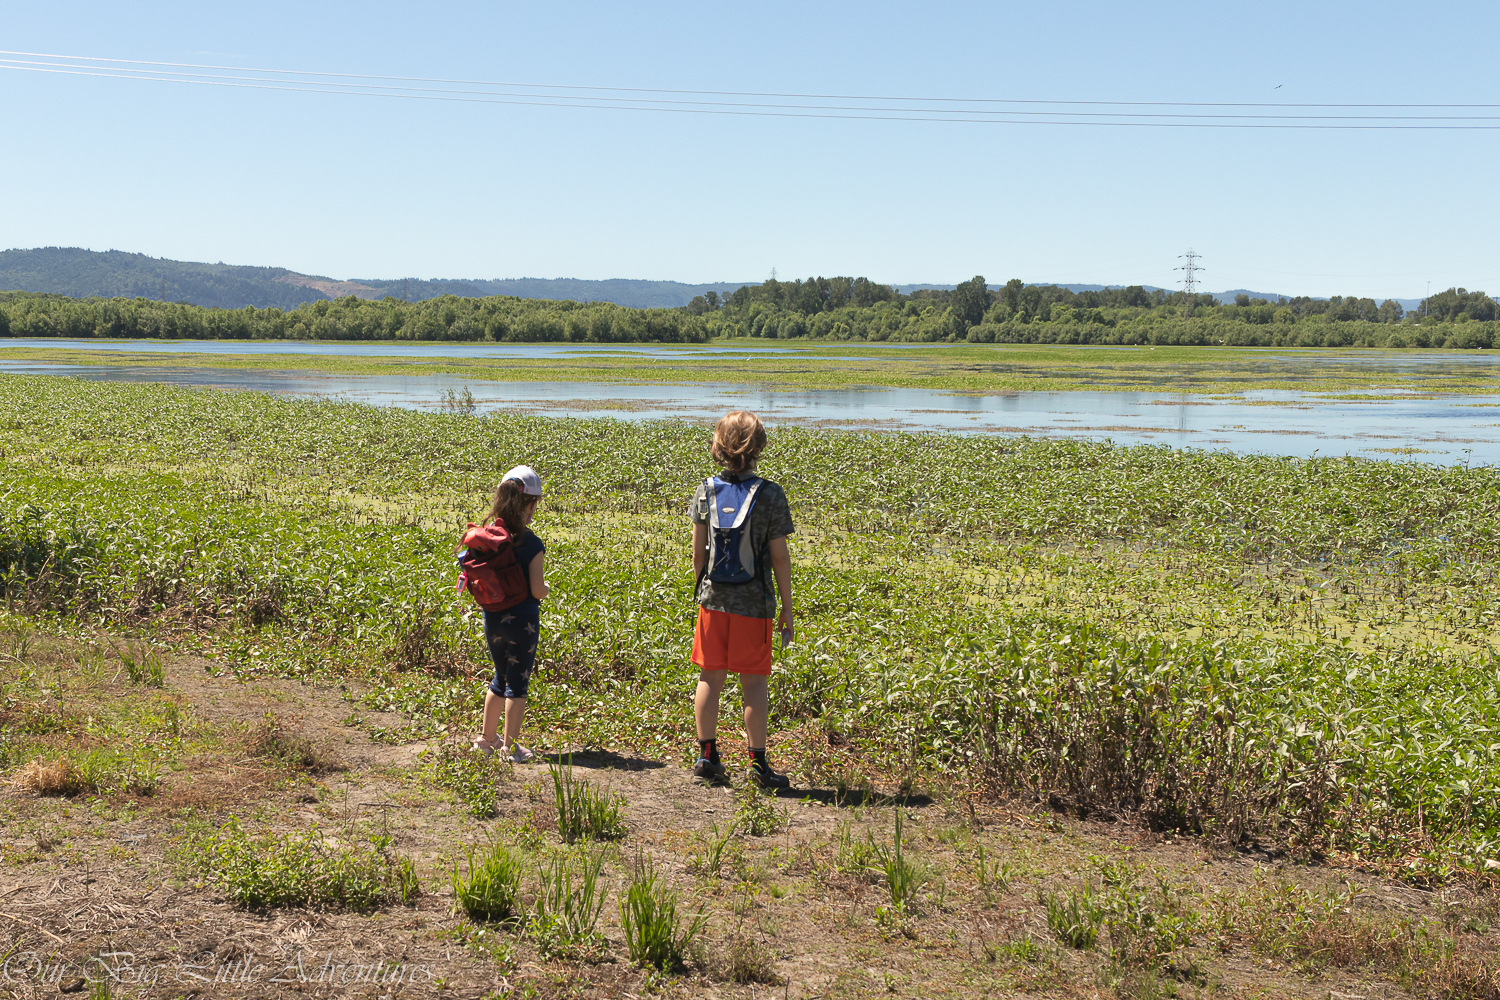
left=867, top=811, right=926, bottom=912
left=1046, top=880, right=1107, bottom=950
left=528, top=848, right=607, bottom=959
left=734, top=781, right=786, bottom=837
left=619, top=852, right=707, bottom=971
left=453, top=840, right=524, bottom=922
left=188, top=818, right=421, bottom=911
left=549, top=757, right=626, bottom=843
left=430, top=742, right=509, bottom=819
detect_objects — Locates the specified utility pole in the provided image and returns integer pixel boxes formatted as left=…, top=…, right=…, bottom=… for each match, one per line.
left=402, top=278, right=410, bottom=303
left=1175, top=249, right=1203, bottom=296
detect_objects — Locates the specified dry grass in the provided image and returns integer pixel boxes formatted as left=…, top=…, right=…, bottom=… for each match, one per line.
left=10, top=756, right=84, bottom=796
left=246, top=712, right=347, bottom=774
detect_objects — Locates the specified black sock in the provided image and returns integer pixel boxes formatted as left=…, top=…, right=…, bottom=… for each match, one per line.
left=699, top=739, right=720, bottom=763
left=749, top=748, right=768, bottom=771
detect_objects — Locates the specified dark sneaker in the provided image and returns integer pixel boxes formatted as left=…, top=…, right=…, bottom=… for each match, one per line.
left=747, top=764, right=791, bottom=790
left=692, top=757, right=726, bottom=781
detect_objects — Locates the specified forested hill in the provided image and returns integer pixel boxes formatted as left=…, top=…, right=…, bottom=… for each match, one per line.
left=0, top=248, right=327, bottom=310
left=0, top=248, right=751, bottom=310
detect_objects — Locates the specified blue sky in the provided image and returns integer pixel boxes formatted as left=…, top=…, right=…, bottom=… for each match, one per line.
left=4, top=1, right=1498, bottom=299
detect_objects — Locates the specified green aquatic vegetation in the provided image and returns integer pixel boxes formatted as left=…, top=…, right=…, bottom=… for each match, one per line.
left=5, top=375, right=1500, bottom=876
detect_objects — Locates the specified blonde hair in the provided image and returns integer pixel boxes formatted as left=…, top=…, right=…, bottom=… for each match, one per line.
left=711, top=410, right=766, bottom=474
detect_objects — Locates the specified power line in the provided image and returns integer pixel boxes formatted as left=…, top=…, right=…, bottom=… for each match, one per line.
left=3, top=50, right=1498, bottom=109
left=4, top=52, right=1500, bottom=129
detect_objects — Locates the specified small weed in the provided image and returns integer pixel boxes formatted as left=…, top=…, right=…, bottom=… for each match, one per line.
left=430, top=742, right=509, bottom=819
left=713, top=935, right=782, bottom=984
left=453, top=839, right=525, bottom=922
left=834, top=821, right=880, bottom=880
left=529, top=847, right=608, bottom=960
left=439, top=386, right=478, bottom=417
left=688, top=819, right=738, bottom=878
left=248, top=713, right=346, bottom=773
left=1046, top=880, right=1106, bottom=950
left=118, top=644, right=165, bottom=688
left=619, top=851, right=708, bottom=972
left=549, top=757, right=626, bottom=843
left=868, top=811, right=926, bottom=912
left=735, top=781, right=786, bottom=837
left=188, top=818, right=421, bottom=911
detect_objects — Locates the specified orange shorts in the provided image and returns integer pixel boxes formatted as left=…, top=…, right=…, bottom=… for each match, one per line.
left=691, top=607, right=774, bottom=676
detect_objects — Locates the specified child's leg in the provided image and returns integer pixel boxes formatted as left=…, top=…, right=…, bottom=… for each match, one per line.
left=695, top=669, right=728, bottom=739
left=480, top=688, right=504, bottom=743
left=740, top=672, right=769, bottom=750
left=504, top=696, right=527, bottom=748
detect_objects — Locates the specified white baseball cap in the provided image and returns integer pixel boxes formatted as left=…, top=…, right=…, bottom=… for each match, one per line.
left=503, top=465, right=543, bottom=496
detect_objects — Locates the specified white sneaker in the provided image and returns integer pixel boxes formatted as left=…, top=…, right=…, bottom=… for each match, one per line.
left=505, top=743, right=536, bottom=764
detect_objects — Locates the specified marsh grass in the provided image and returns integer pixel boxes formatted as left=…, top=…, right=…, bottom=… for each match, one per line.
left=7, top=377, right=1500, bottom=877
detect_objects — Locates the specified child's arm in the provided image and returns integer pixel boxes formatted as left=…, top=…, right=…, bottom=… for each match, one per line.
left=692, top=522, right=708, bottom=578
left=769, top=536, right=793, bottom=629
left=529, top=553, right=549, bottom=601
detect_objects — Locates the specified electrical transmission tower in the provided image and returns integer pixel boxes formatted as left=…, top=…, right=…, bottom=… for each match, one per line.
left=1175, top=249, right=1203, bottom=295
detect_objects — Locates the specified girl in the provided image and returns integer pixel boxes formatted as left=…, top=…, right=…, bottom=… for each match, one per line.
left=472, top=464, right=548, bottom=763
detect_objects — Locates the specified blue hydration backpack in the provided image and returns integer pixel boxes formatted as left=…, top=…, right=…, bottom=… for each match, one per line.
left=704, top=476, right=764, bottom=584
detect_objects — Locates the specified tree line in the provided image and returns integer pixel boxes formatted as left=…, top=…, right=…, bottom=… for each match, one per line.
left=687, top=275, right=1499, bottom=347
left=0, top=291, right=709, bottom=343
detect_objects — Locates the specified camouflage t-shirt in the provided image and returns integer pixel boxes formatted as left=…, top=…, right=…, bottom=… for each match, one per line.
left=689, top=471, right=795, bottom=620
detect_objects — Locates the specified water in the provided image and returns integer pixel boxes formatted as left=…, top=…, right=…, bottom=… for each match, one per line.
left=5, top=358, right=1499, bottom=465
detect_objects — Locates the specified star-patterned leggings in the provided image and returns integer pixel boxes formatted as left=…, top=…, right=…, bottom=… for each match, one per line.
left=483, top=606, right=539, bottom=699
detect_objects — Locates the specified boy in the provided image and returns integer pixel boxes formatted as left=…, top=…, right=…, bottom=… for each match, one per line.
left=689, top=410, right=795, bottom=789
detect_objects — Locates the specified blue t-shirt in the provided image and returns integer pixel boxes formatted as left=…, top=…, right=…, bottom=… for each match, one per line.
left=509, top=532, right=545, bottom=614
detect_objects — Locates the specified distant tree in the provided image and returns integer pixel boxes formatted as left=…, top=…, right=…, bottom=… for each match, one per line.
left=704, top=291, right=720, bottom=311
left=1235, top=294, right=1250, bottom=307
left=951, top=276, right=989, bottom=327
left=1378, top=299, right=1404, bottom=323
